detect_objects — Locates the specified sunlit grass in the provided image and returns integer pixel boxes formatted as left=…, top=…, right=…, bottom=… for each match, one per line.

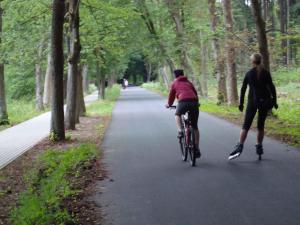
left=0, top=100, right=48, bottom=130
left=86, top=85, right=121, bottom=117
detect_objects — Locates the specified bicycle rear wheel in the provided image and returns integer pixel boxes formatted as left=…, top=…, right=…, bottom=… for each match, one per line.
left=179, top=135, right=188, bottom=161
left=188, top=127, right=196, bottom=167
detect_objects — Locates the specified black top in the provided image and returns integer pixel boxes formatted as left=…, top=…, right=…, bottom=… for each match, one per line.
left=240, top=67, right=277, bottom=106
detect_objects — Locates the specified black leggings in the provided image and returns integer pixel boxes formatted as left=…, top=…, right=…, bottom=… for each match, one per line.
left=243, top=103, right=268, bottom=131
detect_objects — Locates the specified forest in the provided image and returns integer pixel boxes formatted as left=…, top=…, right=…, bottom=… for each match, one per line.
left=0, top=0, right=299, bottom=142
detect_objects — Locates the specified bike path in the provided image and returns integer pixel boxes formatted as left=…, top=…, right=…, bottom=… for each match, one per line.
left=0, top=92, right=98, bottom=169
left=95, top=87, right=300, bottom=225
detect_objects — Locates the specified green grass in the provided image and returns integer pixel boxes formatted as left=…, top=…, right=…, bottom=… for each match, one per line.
left=143, top=76, right=300, bottom=147
left=87, top=85, right=121, bottom=117
left=0, top=100, right=47, bottom=130
left=142, top=82, right=168, bottom=96
left=273, top=67, right=300, bottom=85
left=10, top=144, right=99, bottom=225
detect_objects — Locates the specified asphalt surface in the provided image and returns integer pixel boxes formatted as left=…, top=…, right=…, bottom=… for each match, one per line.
left=95, top=87, right=300, bottom=225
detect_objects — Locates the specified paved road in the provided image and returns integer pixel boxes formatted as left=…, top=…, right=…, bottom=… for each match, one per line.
left=95, top=87, right=300, bottom=225
left=0, top=92, right=98, bottom=169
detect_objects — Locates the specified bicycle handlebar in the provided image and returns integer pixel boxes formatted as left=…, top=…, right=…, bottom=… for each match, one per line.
left=166, top=105, right=177, bottom=109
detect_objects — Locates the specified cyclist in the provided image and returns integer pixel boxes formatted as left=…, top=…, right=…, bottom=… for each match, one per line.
left=166, top=69, right=201, bottom=158
left=228, top=53, right=278, bottom=160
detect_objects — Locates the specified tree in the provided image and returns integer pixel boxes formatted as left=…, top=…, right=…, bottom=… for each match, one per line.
left=51, top=0, right=65, bottom=141
left=208, top=0, right=227, bottom=103
left=136, top=0, right=175, bottom=86
left=35, top=40, right=45, bottom=111
left=251, top=0, right=270, bottom=71
left=65, top=0, right=81, bottom=130
left=43, top=53, right=53, bottom=107
left=0, top=0, right=8, bottom=125
left=222, top=0, right=238, bottom=105
left=165, top=0, right=195, bottom=80
left=278, top=0, right=288, bottom=65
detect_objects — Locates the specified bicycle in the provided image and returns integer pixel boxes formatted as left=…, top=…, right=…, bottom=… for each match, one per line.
left=168, top=106, right=197, bottom=167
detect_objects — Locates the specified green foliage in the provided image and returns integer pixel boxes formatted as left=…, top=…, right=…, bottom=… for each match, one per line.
left=10, top=144, right=99, bottom=225
left=87, top=85, right=121, bottom=117
left=142, top=82, right=168, bottom=96
left=6, top=100, right=47, bottom=125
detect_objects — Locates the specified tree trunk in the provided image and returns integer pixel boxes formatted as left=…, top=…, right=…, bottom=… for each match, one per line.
left=207, top=0, right=227, bottom=103
left=82, top=64, right=89, bottom=93
left=99, top=76, right=106, bottom=100
left=161, top=66, right=171, bottom=89
left=50, top=0, right=65, bottom=141
left=65, top=0, right=81, bottom=130
left=0, top=2, right=9, bottom=125
left=199, top=32, right=208, bottom=98
left=251, top=0, right=270, bottom=71
left=35, top=42, right=45, bottom=111
left=278, top=0, right=288, bottom=66
left=222, top=0, right=238, bottom=105
left=96, top=63, right=105, bottom=100
left=43, top=53, right=53, bottom=106
left=76, top=66, right=85, bottom=121
left=145, top=61, right=152, bottom=82
left=108, top=72, right=116, bottom=88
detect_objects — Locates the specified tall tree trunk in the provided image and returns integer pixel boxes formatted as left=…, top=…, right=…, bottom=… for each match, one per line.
left=145, top=61, right=152, bottom=82
left=82, top=64, right=89, bottom=93
left=76, top=66, right=85, bottom=121
left=199, top=32, right=208, bottom=98
left=0, top=2, right=9, bottom=125
left=35, top=42, right=45, bottom=111
left=207, top=0, right=227, bottom=103
left=251, top=0, right=270, bottom=71
left=65, top=0, right=81, bottom=130
left=161, top=66, right=171, bottom=89
left=99, top=76, right=106, bottom=100
left=278, top=0, right=288, bottom=66
left=51, top=0, right=65, bottom=141
left=222, top=0, right=238, bottom=105
left=43, top=53, right=53, bottom=106
left=96, top=62, right=105, bottom=100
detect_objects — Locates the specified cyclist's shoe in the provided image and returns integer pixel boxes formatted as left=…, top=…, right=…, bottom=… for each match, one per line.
left=195, top=148, right=201, bottom=158
left=177, top=131, right=184, bottom=139
left=228, top=143, right=243, bottom=160
left=255, top=144, right=264, bottom=155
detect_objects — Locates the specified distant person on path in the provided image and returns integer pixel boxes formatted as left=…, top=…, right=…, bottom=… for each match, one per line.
left=229, top=53, right=278, bottom=160
left=166, top=69, right=201, bottom=158
left=122, top=78, right=126, bottom=89
left=125, top=79, right=129, bottom=88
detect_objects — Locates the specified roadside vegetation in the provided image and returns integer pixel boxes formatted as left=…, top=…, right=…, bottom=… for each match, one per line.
left=0, top=86, right=120, bottom=225
left=143, top=67, right=300, bottom=148
left=11, top=144, right=99, bottom=225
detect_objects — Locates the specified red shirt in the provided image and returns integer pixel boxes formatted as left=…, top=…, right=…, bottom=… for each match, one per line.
left=168, top=76, right=198, bottom=106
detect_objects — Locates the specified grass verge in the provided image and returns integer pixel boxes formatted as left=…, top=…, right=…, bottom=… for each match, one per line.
left=143, top=82, right=300, bottom=148
left=0, top=100, right=48, bottom=131
left=87, top=85, right=121, bottom=117
left=10, top=144, right=99, bottom=225
left=6, top=86, right=121, bottom=225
